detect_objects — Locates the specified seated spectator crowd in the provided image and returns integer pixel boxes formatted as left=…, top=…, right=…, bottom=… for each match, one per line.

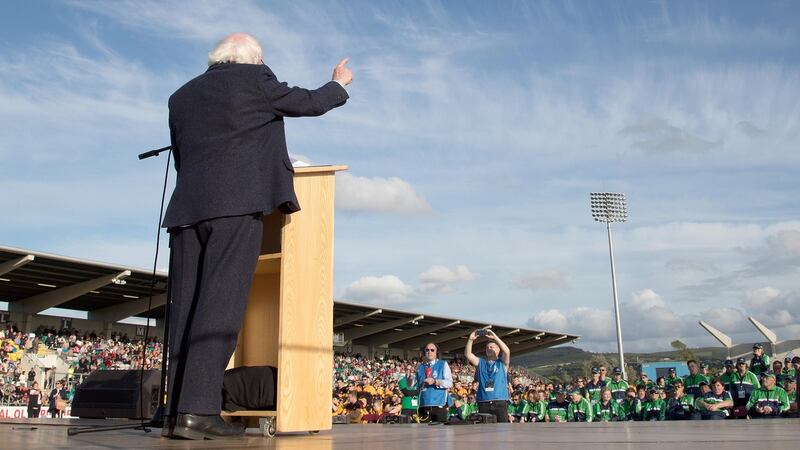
left=1, top=323, right=162, bottom=408
left=332, top=346, right=798, bottom=424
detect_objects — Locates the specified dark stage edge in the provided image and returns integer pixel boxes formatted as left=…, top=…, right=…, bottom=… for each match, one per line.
left=0, top=418, right=797, bottom=449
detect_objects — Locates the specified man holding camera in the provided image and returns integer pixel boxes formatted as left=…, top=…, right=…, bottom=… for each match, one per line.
left=465, top=329, right=511, bottom=422
left=416, top=343, right=453, bottom=423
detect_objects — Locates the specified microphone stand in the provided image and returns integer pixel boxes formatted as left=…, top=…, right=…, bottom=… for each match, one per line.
left=67, top=145, right=173, bottom=436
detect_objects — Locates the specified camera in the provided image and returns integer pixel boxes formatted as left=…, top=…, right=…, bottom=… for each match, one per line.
left=475, top=329, right=488, bottom=337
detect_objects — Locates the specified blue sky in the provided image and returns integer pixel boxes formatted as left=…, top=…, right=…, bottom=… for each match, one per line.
left=1, top=1, right=799, bottom=351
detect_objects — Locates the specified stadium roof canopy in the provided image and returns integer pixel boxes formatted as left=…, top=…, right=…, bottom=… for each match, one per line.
left=0, top=245, right=579, bottom=356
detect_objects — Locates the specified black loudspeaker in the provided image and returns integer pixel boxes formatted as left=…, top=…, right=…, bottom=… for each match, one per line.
left=381, top=414, right=410, bottom=424
left=466, top=413, right=497, bottom=424
left=71, top=370, right=161, bottom=419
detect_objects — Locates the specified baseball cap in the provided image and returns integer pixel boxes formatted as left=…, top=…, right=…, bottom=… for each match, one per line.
left=724, top=359, right=734, bottom=366
left=648, top=387, right=658, bottom=394
left=762, top=371, right=776, bottom=379
left=736, top=357, right=747, bottom=364
left=785, top=356, right=791, bottom=362
left=668, top=367, right=676, bottom=372
left=613, top=367, right=622, bottom=375
left=591, top=367, right=600, bottom=374
left=753, top=343, right=763, bottom=349
left=699, top=362, right=708, bottom=369
left=698, top=380, right=709, bottom=387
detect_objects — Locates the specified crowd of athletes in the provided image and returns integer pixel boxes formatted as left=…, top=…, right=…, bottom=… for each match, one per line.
left=333, top=342, right=798, bottom=423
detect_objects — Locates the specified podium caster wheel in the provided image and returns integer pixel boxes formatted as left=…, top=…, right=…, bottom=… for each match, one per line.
left=259, top=417, right=276, bottom=438
left=309, top=430, right=319, bottom=435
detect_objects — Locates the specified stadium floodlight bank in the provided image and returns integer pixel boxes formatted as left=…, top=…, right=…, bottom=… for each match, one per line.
left=590, top=192, right=628, bottom=380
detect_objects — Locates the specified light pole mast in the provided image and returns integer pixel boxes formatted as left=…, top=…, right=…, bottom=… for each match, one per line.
left=591, top=192, right=628, bottom=380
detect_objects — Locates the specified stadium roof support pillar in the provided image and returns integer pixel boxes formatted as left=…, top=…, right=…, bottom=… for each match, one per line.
left=88, top=293, right=167, bottom=323
left=344, top=315, right=424, bottom=343
left=361, top=320, right=461, bottom=347
left=10, top=270, right=131, bottom=314
left=0, top=254, right=35, bottom=277
left=334, top=309, right=383, bottom=329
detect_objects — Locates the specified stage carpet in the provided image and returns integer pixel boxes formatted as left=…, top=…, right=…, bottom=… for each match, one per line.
left=0, top=418, right=796, bottom=449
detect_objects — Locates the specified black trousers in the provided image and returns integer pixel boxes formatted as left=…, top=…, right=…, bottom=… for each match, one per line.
left=165, top=214, right=263, bottom=416
left=478, top=400, right=509, bottom=423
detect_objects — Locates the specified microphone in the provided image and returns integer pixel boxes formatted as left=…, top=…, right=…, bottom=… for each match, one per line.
left=138, top=145, right=172, bottom=160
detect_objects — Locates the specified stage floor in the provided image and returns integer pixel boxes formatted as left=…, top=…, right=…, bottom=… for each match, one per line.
left=0, top=418, right=797, bottom=449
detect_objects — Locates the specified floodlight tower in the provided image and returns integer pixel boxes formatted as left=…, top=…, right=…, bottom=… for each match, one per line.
left=590, top=192, right=629, bottom=380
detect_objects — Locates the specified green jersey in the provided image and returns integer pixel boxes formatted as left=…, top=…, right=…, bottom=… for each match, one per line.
left=567, top=397, right=593, bottom=422
left=528, top=399, right=548, bottom=422
left=749, top=354, right=769, bottom=375
left=606, top=379, right=629, bottom=403
left=727, top=370, right=760, bottom=402
left=719, top=371, right=735, bottom=386
left=746, top=386, right=790, bottom=416
left=695, top=390, right=733, bottom=418
left=641, top=398, right=666, bottom=421
left=398, top=376, right=418, bottom=410
left=682, top=373, right=708, bottom=397
left=618, top=398, right=641, bottom=421
left=508, top=400, right=529, bottom=416
left=665, top=375, right=682, bottom=387
left=664, top=394, right=694, bottom=419
left=449, top=402, right=475, bottom=420
left=593, top=400, right=619, bottom=422
left=585, top=380, right=605, bottom=404
left=546, top=399, right=569, bottom=422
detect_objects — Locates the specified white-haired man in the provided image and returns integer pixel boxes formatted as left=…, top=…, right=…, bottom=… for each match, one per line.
left=465, top=329, right=511, bottom=422
left=161, top=32, right=351, bottom=440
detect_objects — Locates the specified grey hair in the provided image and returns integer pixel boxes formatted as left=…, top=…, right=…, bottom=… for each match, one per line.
left=208, top=33, right=263, bottom=67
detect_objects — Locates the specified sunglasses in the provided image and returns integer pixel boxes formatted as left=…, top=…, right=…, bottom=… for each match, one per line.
left=424, top=348, right=437, bottom=352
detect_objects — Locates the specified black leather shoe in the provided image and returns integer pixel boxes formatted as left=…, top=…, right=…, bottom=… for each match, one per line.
left=160, top=416, right=175, bottom=438
left=172, top=413, right=245, bottom=440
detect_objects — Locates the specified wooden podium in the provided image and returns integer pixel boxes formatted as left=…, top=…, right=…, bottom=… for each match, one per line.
left=223, top=165, right=347, bottom=436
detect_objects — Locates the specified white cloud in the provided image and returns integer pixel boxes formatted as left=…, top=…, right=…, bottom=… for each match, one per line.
left=619, top=116, right=721, bottom=153
left=514, top=269, right=567, bottom=290
left=742, top=287, right=799, bottom=328
left=342, top=275, right=415, bottom=304
left=418, top=265, right=476, bottom=293
left=335, top=173, right=431, bottom=214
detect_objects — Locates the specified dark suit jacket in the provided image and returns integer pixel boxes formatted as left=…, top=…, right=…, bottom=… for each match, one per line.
left=162, top=63, right=348, bottom=228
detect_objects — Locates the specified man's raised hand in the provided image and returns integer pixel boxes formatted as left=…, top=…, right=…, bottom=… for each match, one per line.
left=333, top=58, right=353, bottom=86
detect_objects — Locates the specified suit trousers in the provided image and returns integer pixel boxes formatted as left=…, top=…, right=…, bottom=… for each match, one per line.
left=165, top=213, right=263, bottom=416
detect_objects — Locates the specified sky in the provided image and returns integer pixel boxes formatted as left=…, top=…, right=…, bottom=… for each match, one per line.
left=1, top=1, right=799, bottom=352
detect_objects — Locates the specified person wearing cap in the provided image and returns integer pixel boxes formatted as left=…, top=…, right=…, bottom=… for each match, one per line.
left=585, top=367, right=606, bottom=406
left=507, top=393, right=528, bottom=423
left=665, top=367, right=681, bottom=388
left=699, top=362, right=710, bottom=378
left=545, top=388, right=570, bottom=422
left=593, top=387, right=619, bottom=422
left=782, top=377, right=796, bottom=417
left=567, top=388, right=593, bottom=422
left=719, top=359, right=735, bottom=386
left=619, top=386, right=641, bottom=421
left=527, top=389, right=548, bottom=422
left=682, top=360, right=708, bottom=398
left=746, top=371, right=789, bottom=418
left=664, top=379, right=694, bottom=420
left=695, top=378, right=733, bottom=420
left=635, top=372, right=654, bottom=391
left=465, top=329, right=511, bottom=422
left=750, top=343, right=770, bottom=376
left=727, top=356, right=760, bottom=407
left=606, top=367, right=629, bottom=404
left=398, top=365, right=419, bottom=417
left=772, top=360, right=788, bottom=388
left=781, top=356, right=796, bottom=382
left=640, top=387, right=665, bottom=421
